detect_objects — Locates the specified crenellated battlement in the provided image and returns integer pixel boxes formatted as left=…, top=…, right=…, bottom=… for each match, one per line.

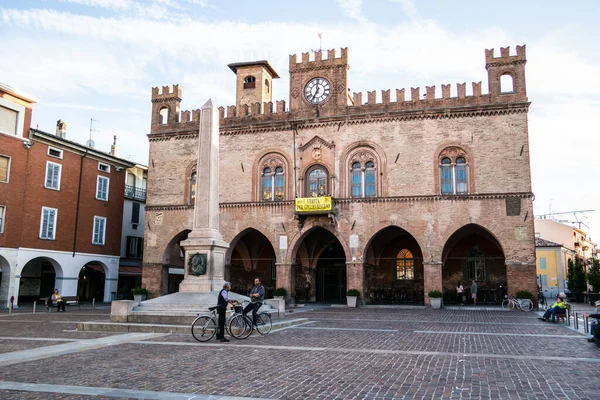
left=485, top=45, right=526, bottom=66
left=151, top=84, right=182, bottom=102
left=289, top=48, right=349, bottom=71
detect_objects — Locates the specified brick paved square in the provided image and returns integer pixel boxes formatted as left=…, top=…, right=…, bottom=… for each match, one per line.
left=0, top=308, right=599, bottom=399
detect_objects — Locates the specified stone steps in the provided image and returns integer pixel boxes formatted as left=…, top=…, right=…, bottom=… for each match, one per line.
left=77, top=317, right=309, bottom=334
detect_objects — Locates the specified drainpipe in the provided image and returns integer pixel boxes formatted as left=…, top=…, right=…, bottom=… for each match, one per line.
left=72, top=149, right=88, bottom=256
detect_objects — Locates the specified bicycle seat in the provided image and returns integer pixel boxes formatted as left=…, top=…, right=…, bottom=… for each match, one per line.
left=208, top=306, right=217, bottom=311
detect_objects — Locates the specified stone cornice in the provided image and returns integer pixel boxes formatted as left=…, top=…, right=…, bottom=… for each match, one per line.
left=146, top=205, right=193, bottom=211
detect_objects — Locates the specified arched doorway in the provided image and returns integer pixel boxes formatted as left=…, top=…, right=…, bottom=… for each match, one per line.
left=162, top=230, right=191, bottom=294
left=363, top=226, right=424, bottom=304
left=441, top=224, right=506, bottom=305
left=226, top=228, right=276, bottom=297
left=18, top=257, right=61, bottom=303
left=293, top=227, right=347, bottom=303
left=78, top=262, right=106, bottom=302
left=0, top=255, right=9, bottom=307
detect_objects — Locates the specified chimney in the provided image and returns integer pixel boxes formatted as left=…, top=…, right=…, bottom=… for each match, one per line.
left=56, top=120, right=67, bottom=138
left=110, top=135, right=118, bottom=156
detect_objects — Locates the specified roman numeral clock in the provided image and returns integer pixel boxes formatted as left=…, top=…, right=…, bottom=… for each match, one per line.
left=304, top=77, right=331, bottom=104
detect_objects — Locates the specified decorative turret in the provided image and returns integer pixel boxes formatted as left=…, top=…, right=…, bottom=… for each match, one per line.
left=151, top=84, right=182, bottom=129
left=485, top=45, right=527, bottom=101
left=228, top=61, right=279, bottom=114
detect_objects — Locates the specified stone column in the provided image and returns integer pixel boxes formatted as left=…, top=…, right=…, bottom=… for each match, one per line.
left=180, top=99, right=229, bottom=292
left=275, top=262, right=292, bottom=299
left=142, top=263, right=164, bottom=298
left=346, top=261, right=364, bottom=297
left=506, top=261, right=537, bottom=299
left=423, top=260, right=442, bottom=306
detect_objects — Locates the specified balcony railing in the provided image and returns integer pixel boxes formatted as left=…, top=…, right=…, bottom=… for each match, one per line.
left=124, top=185, right=146, bottom=202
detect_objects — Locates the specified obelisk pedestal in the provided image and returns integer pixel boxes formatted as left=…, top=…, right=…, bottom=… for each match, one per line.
left=179, top=99, right=229, bottom=292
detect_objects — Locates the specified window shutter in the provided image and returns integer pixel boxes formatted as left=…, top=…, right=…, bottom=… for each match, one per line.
left=52, top=164, right=59, bottom=187
left=0, top=156, right=8, bottom=181
left=126, top=236, right=132, bottom=257
left=48, top=209, right=55, bottom=238
left=41, top=209, right=49, bottom=238
left=136, top=237, right=143, bottom=259
left=132, top=203, right=140, bottom=224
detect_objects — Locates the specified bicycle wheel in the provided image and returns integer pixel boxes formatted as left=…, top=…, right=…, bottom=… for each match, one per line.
left=191, top=316, right=217, bottom=342
left=228, top=314, right=252, bottom=340
left=501, top=299, right=514, bottom=310
left=255, top=313, right=272, bottom=335
left=520, top=299, right=534, bottom=312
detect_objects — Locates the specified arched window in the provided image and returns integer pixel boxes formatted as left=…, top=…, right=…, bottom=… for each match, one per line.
left=306, top=166, right=328, bottom=197
left=264, top=79, right=270, bottom=93
left=396, top=249, right=414, bottom=280
left=439, top=150, right=469, bottom=195
left=350, top=159, right=377, bottom=198
left=244, top=76, right=256, bottom=89
left=159, top=107, right=169, bottom=124
left=465, top=245, right=486, bottom=281
left=189, top=172, right=197, bottom=204
left=262, top=167, right=285, bottom=201
left=500, top=74, right=514, bottom=93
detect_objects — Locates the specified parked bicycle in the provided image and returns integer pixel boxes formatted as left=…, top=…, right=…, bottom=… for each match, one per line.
left=227, top=300, right=272, bottom=339
left=502, top=294, right=534, bottom=312
left=191, top=301, right=244, bottom=342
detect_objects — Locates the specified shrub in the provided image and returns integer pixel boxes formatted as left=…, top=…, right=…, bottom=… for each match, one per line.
left=587, top=260, right=600, bottom=292
left=347, top=289, right=360, bottom=297
left=515, top=290, right=533, bottom=300
left=273, top=287, right=287, bottom=296
left=428, top=290, right=443, bottom=298
left=132, top=287, right=148, bottom=295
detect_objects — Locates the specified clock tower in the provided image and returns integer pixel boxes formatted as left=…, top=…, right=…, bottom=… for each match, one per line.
left=289, top=48, right=351, bottom=117
left=228, top=61, right=279, bottom=114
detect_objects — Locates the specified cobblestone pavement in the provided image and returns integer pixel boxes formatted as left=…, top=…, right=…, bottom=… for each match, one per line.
left=0, top=307, right=599, bottom=399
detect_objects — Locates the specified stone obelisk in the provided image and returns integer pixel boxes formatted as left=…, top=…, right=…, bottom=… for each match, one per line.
left=179, top=99, right=229, bottom=292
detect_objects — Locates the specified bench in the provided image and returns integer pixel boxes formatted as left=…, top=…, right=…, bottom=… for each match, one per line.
left=555, top=303, right=570, bottom=324
left=45, top=296, right=82, bottom=312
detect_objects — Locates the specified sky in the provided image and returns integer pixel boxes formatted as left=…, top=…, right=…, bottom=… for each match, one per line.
left=1, top=0, right=599, bottom=239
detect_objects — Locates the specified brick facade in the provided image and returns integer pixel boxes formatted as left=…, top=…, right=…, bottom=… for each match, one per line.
left=143, top=45, right=537, bottom=305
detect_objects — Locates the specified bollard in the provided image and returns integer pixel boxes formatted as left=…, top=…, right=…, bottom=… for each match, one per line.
left=584, top=314, right=589, bottom=334
left=92, top=298, right=95, bottom=309
left=33, top=301, right=36, bottom=314
left=8, top=302, right=12, bottom=315
left=574, top=312, right=579, bottom=329
left=566, top=308, right=570, bottom=326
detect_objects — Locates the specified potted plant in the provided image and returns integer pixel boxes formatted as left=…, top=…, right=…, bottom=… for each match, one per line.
left=428, top=290, right=443, bottom=309
left=347, top=289, right=360, bottom=308
left=273, top=287, right=287, bottom=300
left=133, top=287, right=148, bottom=303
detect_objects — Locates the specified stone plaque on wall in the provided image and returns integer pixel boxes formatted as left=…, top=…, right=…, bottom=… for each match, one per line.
left=188, top=253, right=207, bottom=276
left=505, top=198, right=521, bottom=216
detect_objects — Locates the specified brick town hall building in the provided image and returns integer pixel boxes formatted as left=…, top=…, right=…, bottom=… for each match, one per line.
left=142, top=45, right=536, bottom=305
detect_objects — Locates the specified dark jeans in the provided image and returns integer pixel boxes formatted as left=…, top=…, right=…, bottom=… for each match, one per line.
left=591, top=322, right=600, bottom=339
left=56, top=300, right=66, bottom=312
left=542, top=306, right=565, bottom=321
left=216, top=306, right=226, bottom=339
left=243, top=302, right=262, bottom=325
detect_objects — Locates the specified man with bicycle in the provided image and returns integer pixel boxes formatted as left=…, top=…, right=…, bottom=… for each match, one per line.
left=216, top=281, right=235, bottom=342
left=244, top=277, right=265, bottom=327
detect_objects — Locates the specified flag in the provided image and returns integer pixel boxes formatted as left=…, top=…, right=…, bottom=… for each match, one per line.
left=318, top=32, right=322, bottom=39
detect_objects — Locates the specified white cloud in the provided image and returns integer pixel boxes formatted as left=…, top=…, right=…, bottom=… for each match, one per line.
left=57, top=0, right=133, bottom=10
left=335, top=0, right=364, bottom=21
left=389, top=0, right=418, bottom=18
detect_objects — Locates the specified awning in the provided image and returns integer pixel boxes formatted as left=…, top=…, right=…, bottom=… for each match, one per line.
left=119, top=266, right=143, bottom=276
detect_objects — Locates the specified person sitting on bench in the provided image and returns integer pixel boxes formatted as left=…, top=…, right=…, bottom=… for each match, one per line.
left=52, top=289, right=66, bottom=312
left=538, top=294, right=567, bottom=322
left=587, top=300, right=600, bottom=345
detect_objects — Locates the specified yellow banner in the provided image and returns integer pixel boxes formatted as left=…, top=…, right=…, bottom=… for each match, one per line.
left=295, top=196, right=332, bottom=213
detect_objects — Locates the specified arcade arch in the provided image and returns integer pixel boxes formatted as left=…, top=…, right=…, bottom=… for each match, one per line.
left=18, top=257, right=62, bottom=303
left=441, top=224, right=506, bottom=304
left=162, top=229, right=192, bottom=294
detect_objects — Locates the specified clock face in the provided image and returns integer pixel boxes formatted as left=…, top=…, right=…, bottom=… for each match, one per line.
left=304, top=77, right=331, bottom=104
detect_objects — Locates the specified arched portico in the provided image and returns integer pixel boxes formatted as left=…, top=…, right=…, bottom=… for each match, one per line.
left=441, top=224, right=507, bottom=304
left=17, top=257, right=63, bottom=304
left=78, top=262, right=107, bottom=302
left=162, top=229, right=191, bottom=294
left=363, top=226, right=424, bottom=304
left=225, top=228, right=276, bottom=296
left=0, top=255, right=11, bottom=308
left=290, top=226, right=347, bottom=303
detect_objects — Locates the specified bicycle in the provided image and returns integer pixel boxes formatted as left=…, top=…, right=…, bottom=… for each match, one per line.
left=227, top=300, right=273, bottom=340
left=501, top=295, right=534, bottom=312
left=191, top=301, right=244, bottom=342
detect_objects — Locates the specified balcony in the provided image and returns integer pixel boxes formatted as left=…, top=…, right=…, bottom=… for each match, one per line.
left=124, top=185, right=146, bottom=202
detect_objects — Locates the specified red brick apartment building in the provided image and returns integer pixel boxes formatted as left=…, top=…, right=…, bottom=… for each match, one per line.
left=142, top=45, right=537, bottom=305
left=0, top=83, right=134, bottom=308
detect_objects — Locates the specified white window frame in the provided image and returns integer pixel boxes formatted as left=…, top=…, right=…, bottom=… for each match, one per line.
left=0, top=154, right=10, bottom=183
left=47, top=147, right=63, bottom=159
left=440, top=158, right=469, bottom=195
left=0, top=205, right=5, bottom=233
left=0, top=97, right=25, bottom=138
left=92, top=216, right=106, bottom=245
left=98, top=162, right=111, bottom=173
left=44, top=161, right=62, bottom=190
left=96, top=176, right=110, bottom=201
left=39, top=206, right=58, bottom=240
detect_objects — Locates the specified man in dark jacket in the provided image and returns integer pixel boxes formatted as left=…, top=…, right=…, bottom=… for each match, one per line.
left=587, top=300, right=600, bottom=346
left=243, top=277, right=265, bottom=327
left=216, top=282, right=234, bottom=342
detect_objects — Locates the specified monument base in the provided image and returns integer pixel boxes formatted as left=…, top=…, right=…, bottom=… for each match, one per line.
left=178, top=276, right=223, bottom=293
left=180, top=237, right=229, bottom=293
